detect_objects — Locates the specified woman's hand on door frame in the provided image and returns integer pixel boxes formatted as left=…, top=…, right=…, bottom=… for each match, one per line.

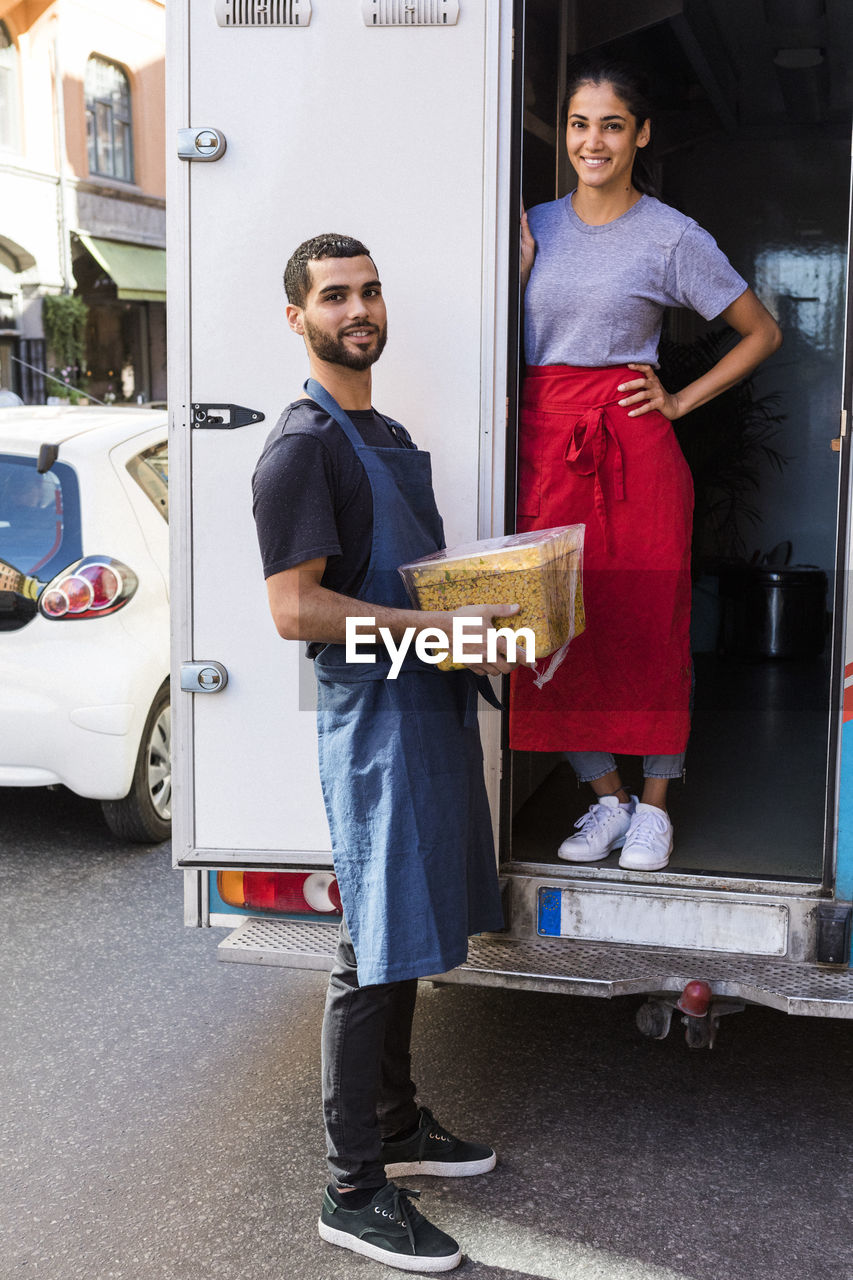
left=520, top=207, right=536, bottom=292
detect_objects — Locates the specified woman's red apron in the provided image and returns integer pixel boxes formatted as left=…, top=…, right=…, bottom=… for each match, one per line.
left=509, top=364, right=693, bottom=755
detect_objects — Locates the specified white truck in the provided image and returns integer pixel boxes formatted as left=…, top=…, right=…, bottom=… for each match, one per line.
left=167, top=0, right=853, bottom=1039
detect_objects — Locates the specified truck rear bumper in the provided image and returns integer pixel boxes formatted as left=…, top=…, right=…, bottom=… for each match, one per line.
left=217, top=917, right=853, bottom=1018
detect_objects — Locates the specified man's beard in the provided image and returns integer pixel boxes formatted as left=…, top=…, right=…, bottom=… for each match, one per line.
left=303, top=317, right=388, bottom=371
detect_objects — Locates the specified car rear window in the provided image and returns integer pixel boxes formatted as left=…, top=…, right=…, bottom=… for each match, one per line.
left=126, top=440, right=168, bottom=522
left=0, top=455, right=83, bottom=584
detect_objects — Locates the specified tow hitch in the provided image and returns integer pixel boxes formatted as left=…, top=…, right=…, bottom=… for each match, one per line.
left=635, top=980, right=746, bottom=1049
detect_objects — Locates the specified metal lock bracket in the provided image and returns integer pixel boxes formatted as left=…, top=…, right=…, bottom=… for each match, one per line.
left=191, top=403, right=265, bottom=429
left=181, top=661, right=229, bottom=693
left=178, top=128, right=227, bottom=162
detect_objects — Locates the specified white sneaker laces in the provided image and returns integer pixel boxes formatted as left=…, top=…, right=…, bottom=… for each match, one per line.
left=628, top=808, right=670, bottom=850
left=574, top=803, right=620, bottom=835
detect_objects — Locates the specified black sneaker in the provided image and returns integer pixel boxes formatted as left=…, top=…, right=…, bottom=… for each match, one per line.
left=318, top=1181, right=462, bottom=1273
left=382, top=1106, right=497, bottom=1178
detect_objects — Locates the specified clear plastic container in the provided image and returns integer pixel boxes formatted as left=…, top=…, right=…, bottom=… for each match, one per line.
left=398, top=525, right=585, bottom=670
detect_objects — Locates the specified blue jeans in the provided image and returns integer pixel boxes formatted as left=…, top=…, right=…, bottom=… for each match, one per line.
left=321, top=916, right=420, bottom=1191
left=566, top=750, right=685, bottom=782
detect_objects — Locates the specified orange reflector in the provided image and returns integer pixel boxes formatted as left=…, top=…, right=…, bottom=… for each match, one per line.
left=218, top=869, right=246, bottom=907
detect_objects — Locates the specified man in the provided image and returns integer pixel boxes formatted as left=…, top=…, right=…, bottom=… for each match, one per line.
left=252, top=233, right=523, bottom=1273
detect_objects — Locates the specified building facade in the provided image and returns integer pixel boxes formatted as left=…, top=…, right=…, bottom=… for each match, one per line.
left=0, top=0, right=165, bottom=404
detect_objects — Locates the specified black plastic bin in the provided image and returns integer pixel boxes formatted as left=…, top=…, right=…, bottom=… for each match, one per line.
left=718, top=564, right=828, bottom=659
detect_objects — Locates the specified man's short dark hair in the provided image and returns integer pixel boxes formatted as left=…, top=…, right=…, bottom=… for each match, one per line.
left=284, top=234, right=374, bottom=307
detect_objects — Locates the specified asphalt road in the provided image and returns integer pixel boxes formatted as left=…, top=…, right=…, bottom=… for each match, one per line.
left=2, top=785, right=852, bottom=1280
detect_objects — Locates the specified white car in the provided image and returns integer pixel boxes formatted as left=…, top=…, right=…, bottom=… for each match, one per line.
left=0, top=406, right=170, bottom=841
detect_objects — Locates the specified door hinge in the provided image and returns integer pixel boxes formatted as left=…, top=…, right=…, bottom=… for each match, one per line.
left=180, top=661, right=229, bottom=694
left=191, top=403, right=265, bottom=429
left=832, top=407, right=847, bottom=452
left=178, top=128, right=227, bottom=162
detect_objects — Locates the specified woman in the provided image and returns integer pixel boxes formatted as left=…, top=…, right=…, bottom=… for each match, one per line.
left=510, top=55, right=781, bottom=871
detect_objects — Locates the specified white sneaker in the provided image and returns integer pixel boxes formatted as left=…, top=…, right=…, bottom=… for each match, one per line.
left=618, top=803, right=673, bottom=871
left=557, top=795, right=635, bottom=862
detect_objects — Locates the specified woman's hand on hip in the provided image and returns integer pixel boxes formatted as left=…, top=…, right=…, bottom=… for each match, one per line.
left=618, top=364, right=682, bottom=420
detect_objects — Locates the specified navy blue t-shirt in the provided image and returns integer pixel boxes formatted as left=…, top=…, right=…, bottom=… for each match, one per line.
left=251, top=399, right=411, bottom=647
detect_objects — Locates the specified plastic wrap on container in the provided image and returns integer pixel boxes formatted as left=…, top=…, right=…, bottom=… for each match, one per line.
left=398, top=525, right=585, bottom=674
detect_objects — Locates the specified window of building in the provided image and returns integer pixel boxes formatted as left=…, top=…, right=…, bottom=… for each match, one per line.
left=85, top=56, right=133, bottom=182
left=0, top=23, right=19, bottom=152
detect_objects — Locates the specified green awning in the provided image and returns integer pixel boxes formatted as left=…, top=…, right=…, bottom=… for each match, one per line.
left=76, top=234, right=166, bottom=302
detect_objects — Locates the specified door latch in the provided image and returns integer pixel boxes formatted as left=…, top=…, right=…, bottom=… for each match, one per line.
left=177, top=128, right=227, bottom=162
left=191, top=404, right=265, bottom=429
left=180, top=661, right=229, bottom=694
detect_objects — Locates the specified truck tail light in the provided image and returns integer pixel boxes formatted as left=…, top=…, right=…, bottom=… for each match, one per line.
left=217, top=870, right=343, bottom=916
left=38, top=557, right=138, bottom=620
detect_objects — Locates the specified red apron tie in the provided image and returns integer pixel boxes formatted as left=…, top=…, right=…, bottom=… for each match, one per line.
left=562, top=403, right=624, bottom=553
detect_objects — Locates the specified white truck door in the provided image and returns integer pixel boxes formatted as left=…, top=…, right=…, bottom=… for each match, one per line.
left=168, top=2, right=513, bottom=866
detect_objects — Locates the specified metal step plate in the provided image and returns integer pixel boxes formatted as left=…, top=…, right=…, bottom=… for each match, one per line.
left=218, top=917, right=338, bottom=969
left=217, top=918, right=853, bottom=1017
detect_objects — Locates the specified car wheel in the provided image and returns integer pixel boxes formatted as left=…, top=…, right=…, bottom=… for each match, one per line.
left=101, top=682, right=171, bottom=843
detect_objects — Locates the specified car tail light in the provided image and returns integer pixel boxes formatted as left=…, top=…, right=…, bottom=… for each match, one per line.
left=38, top=557, right=138, bottom=620
left=217, top=869, right=343, bottom=916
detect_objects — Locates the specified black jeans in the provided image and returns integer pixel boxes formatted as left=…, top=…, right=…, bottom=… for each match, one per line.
left=321, top=916, right=421, bottom=1190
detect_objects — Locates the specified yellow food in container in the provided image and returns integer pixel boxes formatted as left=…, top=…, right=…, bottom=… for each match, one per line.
left=398, top=525, right=585, bottom=671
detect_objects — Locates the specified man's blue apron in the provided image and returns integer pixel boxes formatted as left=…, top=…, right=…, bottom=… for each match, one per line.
left=306, top=378, right=504, bottom=986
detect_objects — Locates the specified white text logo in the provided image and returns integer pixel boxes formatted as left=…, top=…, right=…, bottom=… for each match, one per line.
left=345, top=616, right=535, bottom=678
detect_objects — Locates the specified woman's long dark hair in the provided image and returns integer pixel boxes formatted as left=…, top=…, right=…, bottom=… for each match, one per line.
left=562, top=55, right=658, bottom=198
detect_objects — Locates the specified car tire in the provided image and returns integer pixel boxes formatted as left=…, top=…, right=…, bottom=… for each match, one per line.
left=101, top=682, right=171, bottom=843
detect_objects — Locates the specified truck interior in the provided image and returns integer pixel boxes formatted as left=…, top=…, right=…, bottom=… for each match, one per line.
left=508, top=0, right=852, bottom=886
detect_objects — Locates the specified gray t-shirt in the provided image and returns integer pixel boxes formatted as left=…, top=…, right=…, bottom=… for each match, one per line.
left=524, top=193, right=748, bottom=368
